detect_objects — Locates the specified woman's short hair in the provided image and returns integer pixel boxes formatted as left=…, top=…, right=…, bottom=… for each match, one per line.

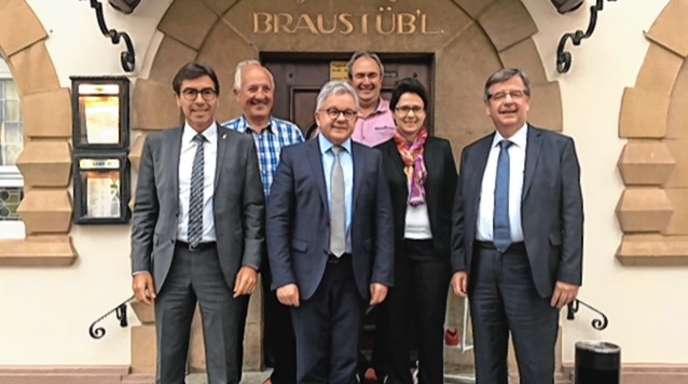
left=389, top=77, right=429, bottom=112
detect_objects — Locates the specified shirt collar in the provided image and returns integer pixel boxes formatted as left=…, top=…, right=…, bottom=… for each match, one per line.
left=492, top=123, right=527, bottom=149
left=318, top=132, right=352, bottom=155
left=240, top=115, right=277, bottom=135
left=183, top=121, right=217, bottom=145
left=359, top=98, right=391, bottom=118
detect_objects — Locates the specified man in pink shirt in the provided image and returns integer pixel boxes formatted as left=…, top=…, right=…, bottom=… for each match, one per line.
left=348, top=52, right=396, bottom=147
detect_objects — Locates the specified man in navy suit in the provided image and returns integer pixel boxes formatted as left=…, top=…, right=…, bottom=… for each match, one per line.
left=267, top=80, right=394, bottom=384
left=451, top=68, right=583, bottom=383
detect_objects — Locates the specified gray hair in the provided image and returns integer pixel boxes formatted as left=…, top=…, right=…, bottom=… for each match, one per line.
left=233, top=59, right=274, bottom=91
left=315, top=81, right=359, bottom=112
left=346, top=51, right=384, bottom=80
left=483, top=68, right=531, bottom=102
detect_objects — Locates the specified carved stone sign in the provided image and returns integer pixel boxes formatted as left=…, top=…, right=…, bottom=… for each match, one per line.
left=224, top=0, right=471, bottom=52
left=252, top=8, right=442, bottom=36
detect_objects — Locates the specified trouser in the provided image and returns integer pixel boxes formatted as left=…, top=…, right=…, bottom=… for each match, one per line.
left=384, top=239, right=450, bottom=384
left=155, top=242, right=249, bottom=384
left=291, top=254, right=366, bottom=384
left=469, top=242, right=559, bottom=384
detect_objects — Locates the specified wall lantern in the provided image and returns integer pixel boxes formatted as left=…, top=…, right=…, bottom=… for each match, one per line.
left=551, top=0, right=585, bottom=14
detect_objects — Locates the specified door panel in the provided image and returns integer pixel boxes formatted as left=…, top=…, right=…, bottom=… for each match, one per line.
left=265, top=54, right=433, bottom=134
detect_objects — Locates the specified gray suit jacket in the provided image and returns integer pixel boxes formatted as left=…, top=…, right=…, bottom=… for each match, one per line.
left=451, top=125, right=584, bottom=298
left=131, top=124, right=265, bottom=293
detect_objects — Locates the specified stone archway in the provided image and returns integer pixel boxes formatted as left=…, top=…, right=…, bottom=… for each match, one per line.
left=130, top=0, right=563, bottom=164
left=130, top=0, right=564, bottom=378
left=616, top=0, right=688, bottom=265
left=0, top=0, right=75, bottom=265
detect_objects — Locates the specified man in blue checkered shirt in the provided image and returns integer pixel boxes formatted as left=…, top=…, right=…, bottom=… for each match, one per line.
left=223, top=60, right=303, bottom=384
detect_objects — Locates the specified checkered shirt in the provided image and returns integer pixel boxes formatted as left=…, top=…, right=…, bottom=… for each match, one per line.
left=222, top=115, right=304, bottom=196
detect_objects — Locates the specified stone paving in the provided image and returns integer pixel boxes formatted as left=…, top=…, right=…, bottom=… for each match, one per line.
left=186, top=370, right=271, bottom=384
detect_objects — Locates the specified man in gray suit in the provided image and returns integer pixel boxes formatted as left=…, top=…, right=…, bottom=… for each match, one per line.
left=131, top=63, right=265, bottom=384
left=450, top=68, right=583, bottom=384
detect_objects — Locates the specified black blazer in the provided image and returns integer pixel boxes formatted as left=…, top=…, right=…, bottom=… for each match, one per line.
left=267, top=139, right=395, bottom=301
left=451, top=125, right=584, bottom=298
left=376, top=137, right=457, bottom=261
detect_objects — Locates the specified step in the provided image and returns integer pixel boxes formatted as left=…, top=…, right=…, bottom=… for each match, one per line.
left=121, top=372, right=155, bottom=384
left=0, top=373, right=124, bottom=384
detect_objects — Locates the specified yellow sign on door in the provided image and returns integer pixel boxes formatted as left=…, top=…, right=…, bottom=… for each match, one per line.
left=329, top=61, right=349, bottom=81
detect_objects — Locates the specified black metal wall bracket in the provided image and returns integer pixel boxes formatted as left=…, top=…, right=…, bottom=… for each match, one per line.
left=89, top=295, right=135, bottom=339
left=566, top=298, right=609, bottom=331
left=556, top=0, right=618, bottom=74
left=88, top=0, right=136, bottom=72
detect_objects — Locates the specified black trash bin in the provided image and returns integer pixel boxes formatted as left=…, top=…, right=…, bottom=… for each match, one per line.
left=575, top=341, right=620, bottom=384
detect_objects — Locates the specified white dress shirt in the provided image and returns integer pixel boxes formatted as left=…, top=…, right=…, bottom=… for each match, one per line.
left=476, top=124, right=527, bottom=242
left=176, top=122, right=218, bottom=242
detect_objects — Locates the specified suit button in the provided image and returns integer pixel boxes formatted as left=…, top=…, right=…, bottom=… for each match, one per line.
left=170, top=239, right=174, bottom=244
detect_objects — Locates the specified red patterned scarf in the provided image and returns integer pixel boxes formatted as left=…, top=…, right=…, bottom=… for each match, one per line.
left=393, top=129, right=428, bottom=206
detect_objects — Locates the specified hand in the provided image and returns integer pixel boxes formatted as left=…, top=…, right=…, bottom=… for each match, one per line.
left=451, top=272, right=468, bottom=297
left=132, top=272, right=156, bottom=305
left=233, top=266, right=258, bottom=298
left=550, top=281, right=580, bottom=309
left=276, top=283, right=300, bottom=307
left=369, top=283, right=388, bottom=305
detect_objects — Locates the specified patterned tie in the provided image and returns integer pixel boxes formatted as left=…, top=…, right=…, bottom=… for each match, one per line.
left=329, top=146, right=346, bottom=257
left=493, top=140, right=513, bottom=253
left=188, top=133, right=206, bottom=248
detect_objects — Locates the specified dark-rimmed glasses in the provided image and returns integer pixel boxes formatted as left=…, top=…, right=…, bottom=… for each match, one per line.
left=181, top=87, right=217, bottom=101
left=488, top=89, right=529, bottom=102
left=321, top=108, right=357, bottom=120
left=395, top=105, right=425, bottom=115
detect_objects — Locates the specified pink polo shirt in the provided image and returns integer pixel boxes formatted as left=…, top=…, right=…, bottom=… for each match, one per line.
left=351, top=98, right=396, bottom=147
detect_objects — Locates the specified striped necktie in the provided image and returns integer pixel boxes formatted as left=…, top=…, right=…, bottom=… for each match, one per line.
left=188, top=133, right=206, bottom=247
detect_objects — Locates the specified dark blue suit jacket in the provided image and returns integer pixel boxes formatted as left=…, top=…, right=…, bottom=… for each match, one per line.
left=267, top=138, right=395, bottom=301
left=451, top=125, right=584, bottom=298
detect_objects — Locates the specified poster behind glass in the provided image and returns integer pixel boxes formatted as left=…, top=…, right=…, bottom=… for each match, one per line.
left=77, top=84, right=120, bottom=145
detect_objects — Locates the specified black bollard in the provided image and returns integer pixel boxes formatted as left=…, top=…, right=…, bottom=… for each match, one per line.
left=575, top=341, right=620, bottom=384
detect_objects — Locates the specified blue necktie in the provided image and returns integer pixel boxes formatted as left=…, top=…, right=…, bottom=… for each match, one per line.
left=493, top=140, right=513, bottom=253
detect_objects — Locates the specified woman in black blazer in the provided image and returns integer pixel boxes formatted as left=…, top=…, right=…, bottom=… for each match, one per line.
left=375, top=78, right=457, bottom=384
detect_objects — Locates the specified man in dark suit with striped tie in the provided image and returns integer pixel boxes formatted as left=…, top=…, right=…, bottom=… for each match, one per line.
left=451, top=68, right=584, bottom=384
left=131, top=63, right=265, bottom=384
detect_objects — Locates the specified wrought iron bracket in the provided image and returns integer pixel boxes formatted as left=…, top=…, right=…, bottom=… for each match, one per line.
left=556, top=0, right=617, bottom=73
left=566, top=298, right=609, bottom=331
left=88, top=0, right=136, bottom=72
left=89, top=295, right=135, bottom=339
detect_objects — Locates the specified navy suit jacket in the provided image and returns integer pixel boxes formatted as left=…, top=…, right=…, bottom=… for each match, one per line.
left=451, top=125, right=584, bottom=298
left=267, top=138, right=395, bottom=301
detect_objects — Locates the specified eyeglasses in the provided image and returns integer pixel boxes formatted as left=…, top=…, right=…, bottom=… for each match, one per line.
left=395, top=105, right=425, bottom=115
left=488, top=89, right=529, bottom=102
left=181, top=87, right=218, bottom=101
left=321, top=108, right=357, bottom=120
